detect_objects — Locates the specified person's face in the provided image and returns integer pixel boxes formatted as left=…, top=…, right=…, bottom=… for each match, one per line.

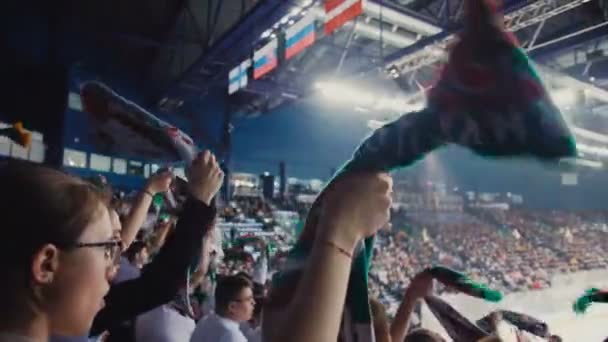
left=42, top=203, right=116, bottom=336
left=228, top=287, right=255, bottom=322
left=108, top=209, right=123, bottom=279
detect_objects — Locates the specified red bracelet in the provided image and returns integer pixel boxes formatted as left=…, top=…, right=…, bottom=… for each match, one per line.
left=325, top=240, right=353, bottom=259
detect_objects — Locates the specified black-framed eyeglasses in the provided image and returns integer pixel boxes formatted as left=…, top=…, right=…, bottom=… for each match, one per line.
left=73, top=240, right=123, bottom=263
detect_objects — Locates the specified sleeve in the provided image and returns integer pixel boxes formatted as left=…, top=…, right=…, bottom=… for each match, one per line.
left=89, top=198, right=216, bottom=336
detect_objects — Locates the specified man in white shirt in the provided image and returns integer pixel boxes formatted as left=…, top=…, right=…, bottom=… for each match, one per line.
left=190, top=275, right=255, bottom=342
left=135, top=304, right=196, bottom=342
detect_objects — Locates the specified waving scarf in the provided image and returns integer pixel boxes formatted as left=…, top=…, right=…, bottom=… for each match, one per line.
left=269, top=0, right=575, bottom=340
left=424, top=295, right=489, bottom=342
left=79, top=81, right=197, bottom=163
left=426, top=266, right=503, bottom=302
left=573, top=288, right=608, bottom=314
left=477, top=310, right=548, bottom=337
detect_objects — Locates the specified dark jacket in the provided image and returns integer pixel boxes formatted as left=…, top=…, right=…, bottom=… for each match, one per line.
left=51, top=197, right=215, bottom=342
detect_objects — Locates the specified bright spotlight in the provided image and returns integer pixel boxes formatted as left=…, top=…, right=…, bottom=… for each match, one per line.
left=290, top=8, right=302, bottom=17
left=551, top=88, right=578, bottom=108
left=260, top=30, right=272, bottom=39
left=315, top=80, right=424, bottom=112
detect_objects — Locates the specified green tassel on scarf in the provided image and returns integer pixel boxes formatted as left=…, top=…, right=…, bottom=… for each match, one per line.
left=573, top=288, right=608, bottom=314
left=426, top=266, right=503, bottom=302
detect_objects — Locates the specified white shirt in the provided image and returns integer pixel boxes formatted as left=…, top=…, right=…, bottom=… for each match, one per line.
left=240, top=323, right=262, bottom=342
left=114, top=256, right=141, bottom=284
left=135, top=305, right=195, bottom=342
left=190, top=313, right=247, bottom=342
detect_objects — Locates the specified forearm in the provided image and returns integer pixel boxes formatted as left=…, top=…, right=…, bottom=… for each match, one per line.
left=148, top=225, right=171, bottom=254
left=90, top=198, right=215, bottom=335
left=273, top=225, right=355, bottom=342
left=390, top=296, right=418, bottom=342
left=121, top=189, right=154, bottom=248
left=190, top=247, right=210, bottom=288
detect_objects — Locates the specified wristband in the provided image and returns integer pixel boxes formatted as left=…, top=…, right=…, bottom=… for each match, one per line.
left=142, top=189, right=154, bottom=198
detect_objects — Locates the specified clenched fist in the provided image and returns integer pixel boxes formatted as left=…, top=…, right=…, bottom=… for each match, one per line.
left=319, top=172, right=393, bottom=250
left=186, top=151, right=224, bottom=205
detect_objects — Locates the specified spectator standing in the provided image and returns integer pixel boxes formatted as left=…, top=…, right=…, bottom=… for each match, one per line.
left=190, top=275, right=256, bottom=342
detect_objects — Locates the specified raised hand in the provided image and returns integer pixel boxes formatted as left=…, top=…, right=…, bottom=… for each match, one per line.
left=186, top=150, right=224, bottom=205
left=145, top=170, right=173, bottom=195
left=405, top=272, right=433, bottom=302
left=319, top=172, right=393, bottom=250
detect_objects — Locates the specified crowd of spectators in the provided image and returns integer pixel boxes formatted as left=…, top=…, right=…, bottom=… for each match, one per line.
left=2, top=154, right=602, bottom=342
left=369, top=207, right=608, bottom=319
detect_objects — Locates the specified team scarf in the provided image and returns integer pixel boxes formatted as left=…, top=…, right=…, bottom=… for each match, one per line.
left=79, top=81, right=198, bottom=163
left=269, top=0, right=575, bottom=340
left=477, top=310, right=549, bottom=337
left=572, top=288, right=608, bottom=314
left=424, top=295, right=489, bottom=342
left=0, top=122, right=32, bottom=148
left=426, top=266, right=503, bottom=302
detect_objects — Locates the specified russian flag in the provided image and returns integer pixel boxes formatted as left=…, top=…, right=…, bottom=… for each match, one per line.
left=228, top=59, right=251, bottom=94
left=253, top=39, right=278, bottom=80
left=325, top=0, right=363, bottom=35
left=285, top=14, right=316, bottom=60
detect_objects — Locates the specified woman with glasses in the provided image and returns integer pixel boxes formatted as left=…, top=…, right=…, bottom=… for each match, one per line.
left=0, top=160, right=121, bottom=342
left=0, top=150, right=223, bottom=342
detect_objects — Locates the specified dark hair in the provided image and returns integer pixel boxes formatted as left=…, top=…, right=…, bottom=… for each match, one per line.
left=0, top=161, right=106, bottom=265
left=404, top=329, right=446, bottom=342
left=125, top=241, right=147, bottom=263
left=215, top=275, right=253, bottom=316
left=0, top=160, right=107, bottom=316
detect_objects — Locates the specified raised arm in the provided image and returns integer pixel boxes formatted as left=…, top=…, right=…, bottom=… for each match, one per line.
left=271, top=172, right=393, bottom=342
left=90, top=151, right=223, bottom=335
left=146, top=220, right=173, bottom=255
left=120, top=171, right=172, bottom=248
left=390, top=272, right=433, bottom=342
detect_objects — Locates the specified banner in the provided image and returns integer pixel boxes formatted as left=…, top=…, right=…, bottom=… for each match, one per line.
left=228, top=59, right=251, bottom=94
left=324, top=0, right=363, bottom=35
left=253, top=39, right=279, bottom=79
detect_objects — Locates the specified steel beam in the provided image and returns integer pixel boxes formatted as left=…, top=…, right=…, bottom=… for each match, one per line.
left=384, top=0, right=589, bottom=76
left=164, top=0, right=294, bottom=98
left=529, top=21, right=608, bottom=59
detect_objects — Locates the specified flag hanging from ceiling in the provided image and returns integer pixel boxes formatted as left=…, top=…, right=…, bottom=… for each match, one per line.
left=285, top=13, right=316, bottom=60
left=228, top=59, right=251, bottom=94
left=253, top=39, right=278, bottom=79
left=324, top=0, right=363, bottom=35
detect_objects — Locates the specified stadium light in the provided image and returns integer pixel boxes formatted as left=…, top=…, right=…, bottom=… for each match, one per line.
left=289, top=7, right=302, bottom=17
left=260, top=30, right=272, bottom=39
left=314, top=80, right=424, bottom=113
left=551, top=88, right=579, bottom=108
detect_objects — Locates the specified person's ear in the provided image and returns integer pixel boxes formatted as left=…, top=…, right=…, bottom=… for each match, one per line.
left=31, top=244, right=60, bottom=285
left=228, top=301, right=239, bottom=315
